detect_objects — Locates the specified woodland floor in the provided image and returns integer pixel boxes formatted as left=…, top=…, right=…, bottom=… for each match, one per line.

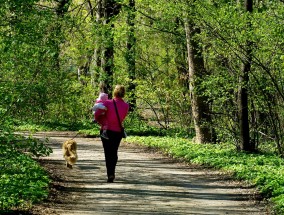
left=26, top=131, right=271, bottom=215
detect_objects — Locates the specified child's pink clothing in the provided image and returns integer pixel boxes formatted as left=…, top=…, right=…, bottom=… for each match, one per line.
left=95, top=98, right=129, bottom=132
left=91, top=93, right=108, bottom=129
left=97, top=92, right=108, bottom=101
left=95, top=101, right=108, bottom=130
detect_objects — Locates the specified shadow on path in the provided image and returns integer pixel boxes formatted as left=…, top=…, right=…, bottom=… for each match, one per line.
left=30, top=132, right=268, bottom=215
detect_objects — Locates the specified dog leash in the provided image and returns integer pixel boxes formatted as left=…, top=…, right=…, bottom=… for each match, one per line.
left=70, top=132, right=79, bottom=140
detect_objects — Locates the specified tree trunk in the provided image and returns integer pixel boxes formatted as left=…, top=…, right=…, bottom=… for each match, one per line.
left=85, top=0, right=94, bottom=19
left=126, top=0, right=136, bottom=111
left=55, top=0, right=70, bottom=17
left=238, top=0, right=254, bottom=151
left=53, top=0, right=71, bottom=72
left=93, top=0, right=103, bottom=88
left=174, top=18, right=190, bottom=96
left=184, top=19, right=213, bottom=144
left=100, top=0, right=121, bottom=95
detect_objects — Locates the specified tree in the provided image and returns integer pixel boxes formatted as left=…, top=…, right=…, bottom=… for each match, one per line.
left=100, top=0, right=121, bottom=95
left=238, top=0, right=254, bottom=151
left=54, top=0, right=71, bottom=70
left=184, top=2, right=214, bottom=144
left=94, top=0, right=104, bottom=86
left=125, top=0, right=136, bottom=110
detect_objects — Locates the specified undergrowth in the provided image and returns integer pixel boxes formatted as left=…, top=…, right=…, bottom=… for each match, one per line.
left=8, top=114, right=284, bottom=214
left=15, top=119, right=94, bottom=132
left=126, top=136, right=284, bottom=214
left=0, top=131, right=52, bottom=213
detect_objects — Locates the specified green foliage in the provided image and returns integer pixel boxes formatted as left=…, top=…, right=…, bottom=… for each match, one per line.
left=126, top=136, right=284, bottom=213
left=273, top=194, right=284, bottom=214
left=10, top=137, right=52, bottom=158
left=1, top=0, right=284, bottom=212
left=79, top=127, right=101, bottom=138
left=0, top=118, right=51, bottom=212
left=80, top=112, right=193, bottom=138
left=0, top=143, right=50, bottom=211
left=15, top=119, right=95, bottom=132
left=1, top=0, right=284, bottom=150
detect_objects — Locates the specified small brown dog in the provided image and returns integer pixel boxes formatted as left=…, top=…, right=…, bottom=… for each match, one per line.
left=62, top=139, right=78, bottom=169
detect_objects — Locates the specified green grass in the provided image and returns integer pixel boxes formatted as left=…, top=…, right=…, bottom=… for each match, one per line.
left=9, top=116, right=284, bottom=213
left=15, top=120, right=95, bottom=132
left=0, top=144, right=50, bottom=212
left=126, top=135, right=284, bottom=214
left=0, top=126, right=52, bottom=213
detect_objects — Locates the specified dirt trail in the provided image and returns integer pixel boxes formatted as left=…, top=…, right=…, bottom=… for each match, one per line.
left=30, top=131, right=269, bottom=215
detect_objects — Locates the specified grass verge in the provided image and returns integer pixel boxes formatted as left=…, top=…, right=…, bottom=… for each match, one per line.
left=0, top=134, right=51, bottom=213
left=126, top=135, right=284, bottom=214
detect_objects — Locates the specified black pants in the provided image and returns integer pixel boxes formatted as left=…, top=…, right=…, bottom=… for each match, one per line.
left=101, top=130, right=122, bottom=178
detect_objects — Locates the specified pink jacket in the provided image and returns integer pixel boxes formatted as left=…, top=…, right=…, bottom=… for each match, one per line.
left=95, top=98, right=129, bottom=132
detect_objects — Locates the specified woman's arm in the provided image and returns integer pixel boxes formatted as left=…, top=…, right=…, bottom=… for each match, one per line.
left=94, top=108, right=107, bottom=125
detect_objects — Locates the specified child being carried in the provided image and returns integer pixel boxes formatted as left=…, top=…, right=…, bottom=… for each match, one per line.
left=91, top=92, right=109, bottom=139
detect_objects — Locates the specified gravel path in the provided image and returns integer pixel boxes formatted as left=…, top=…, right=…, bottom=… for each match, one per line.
left=30, top=132, right=269, bottom=215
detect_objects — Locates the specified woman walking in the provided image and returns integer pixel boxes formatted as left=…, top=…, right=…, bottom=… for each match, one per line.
left=95, top=85, right=129, bottom=182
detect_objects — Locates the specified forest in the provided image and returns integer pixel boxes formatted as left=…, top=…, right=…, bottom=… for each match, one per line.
left=1, top=0, right=284, bottom=213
